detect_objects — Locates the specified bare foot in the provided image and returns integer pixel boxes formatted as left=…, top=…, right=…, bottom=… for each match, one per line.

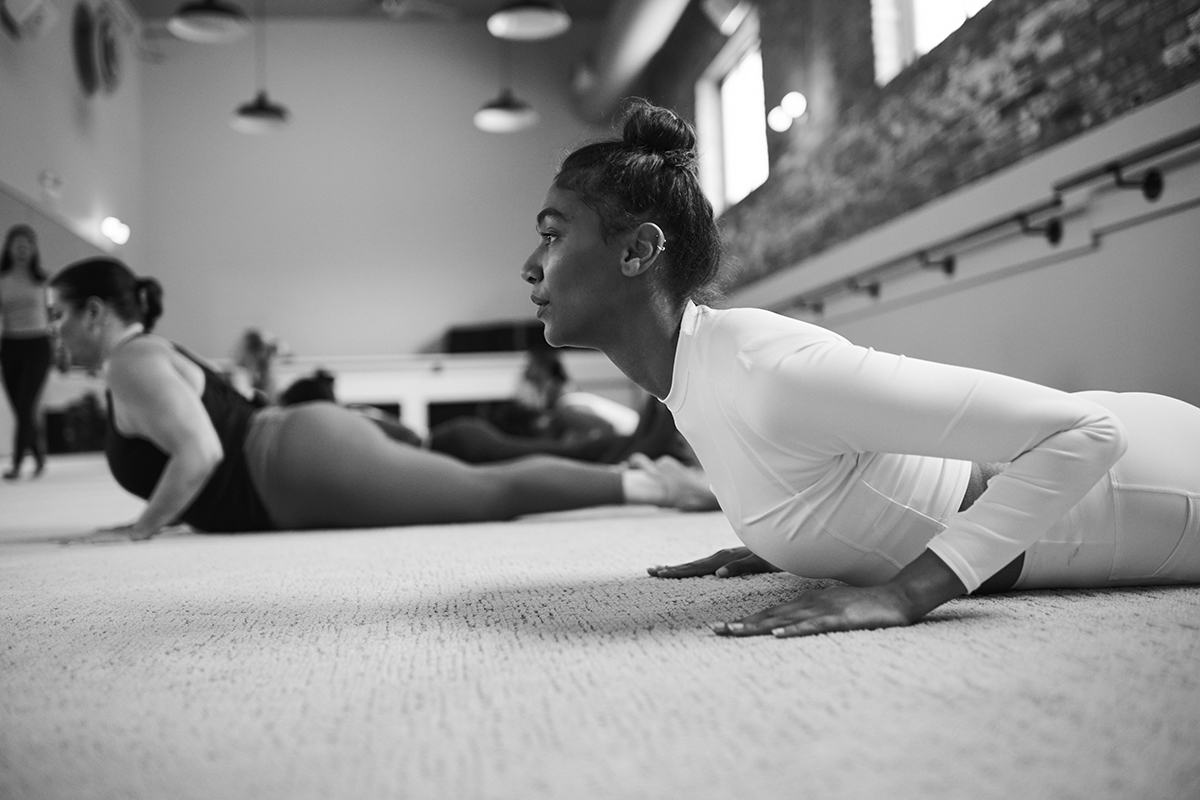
left=627, top=453, right=720, bottom=511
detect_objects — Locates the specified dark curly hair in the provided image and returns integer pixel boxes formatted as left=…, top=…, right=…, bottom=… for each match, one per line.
left=554, top=100, right=723, bottom=304
left=50, top=257, right=165, bottom=332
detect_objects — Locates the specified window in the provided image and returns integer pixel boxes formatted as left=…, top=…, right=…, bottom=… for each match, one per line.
left=696, top=6, right=768, bottom=215
left=872, top=0, right=993, bottom=85
left=719, top=46, right=769, bottom=209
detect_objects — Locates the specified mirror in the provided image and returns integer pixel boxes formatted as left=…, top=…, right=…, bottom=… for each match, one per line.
left=0, top=180, right=107, bottom=461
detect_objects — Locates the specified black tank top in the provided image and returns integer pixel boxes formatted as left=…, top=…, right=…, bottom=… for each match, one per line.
left=105, top=342, right=275, bottom=533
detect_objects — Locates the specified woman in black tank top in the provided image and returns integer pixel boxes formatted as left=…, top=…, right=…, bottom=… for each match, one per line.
left=48, top=258, right=714, bottom=541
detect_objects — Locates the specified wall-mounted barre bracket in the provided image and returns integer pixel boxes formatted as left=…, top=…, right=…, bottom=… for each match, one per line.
left=1109, top=164, right=1164, bottom=201
left=847, top=278, right=881, bottom=299
left=918, top=251, right=956, bottom=276
left=1054, top=123, right=1199, bottom=197
left=1018, top=214, right=1063, bottom=246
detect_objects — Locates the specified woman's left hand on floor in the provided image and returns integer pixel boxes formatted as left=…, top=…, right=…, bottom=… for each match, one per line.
left=711, top=585, right=914, bottom=638
left=58, top=522, right=164, bottom=544
left=648, top=546, right=779, bottom=578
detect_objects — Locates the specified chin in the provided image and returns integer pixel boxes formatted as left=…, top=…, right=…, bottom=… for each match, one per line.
left=64, top=349, right=98, bottom=372
left=538, top=318, right=559, bottom=346
left=539, top=322, right=575, bottom=350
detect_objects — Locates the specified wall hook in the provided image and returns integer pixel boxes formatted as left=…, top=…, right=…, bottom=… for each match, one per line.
left=1109, top=165, right=1163, bottom=201
left=848, top=278, right=881, bottom=299
left=918, top=251, right=956, bottom=276
left=1019, top=214, right=1063, bottom=246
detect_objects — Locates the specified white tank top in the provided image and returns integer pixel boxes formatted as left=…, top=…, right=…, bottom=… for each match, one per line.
left=0, top=272, right=50, bottom=335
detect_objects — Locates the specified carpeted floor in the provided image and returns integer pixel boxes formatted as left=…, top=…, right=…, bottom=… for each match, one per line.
left=1, top=454, right=1198, bottom=800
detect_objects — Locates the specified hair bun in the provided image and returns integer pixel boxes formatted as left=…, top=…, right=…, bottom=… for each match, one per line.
left=134, top=276, right=165, bottom=332
left=621, top=100, right=698, bottom=169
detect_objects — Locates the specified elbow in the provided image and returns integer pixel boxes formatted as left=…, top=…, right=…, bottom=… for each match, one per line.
left=1087, top=405, right=1129, bottom=468
left=195, top=436, right=225, bottom=476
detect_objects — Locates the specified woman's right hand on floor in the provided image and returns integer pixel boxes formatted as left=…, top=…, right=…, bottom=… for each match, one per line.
left=57, top=522, right=187, bottom=544
left=647, top=546, right=780, bottom=578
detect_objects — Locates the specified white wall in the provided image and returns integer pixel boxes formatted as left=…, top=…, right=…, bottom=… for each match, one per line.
left=140, top=19, right=608, bottom=360
left=0, top=0, right=145, bottom=263
left=730, top=83, right=1200, bottom=407
left=1, top=1, right=145, bottom=460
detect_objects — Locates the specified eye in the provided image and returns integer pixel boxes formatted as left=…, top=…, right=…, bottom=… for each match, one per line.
left=538, top=228, right=558, bottom=245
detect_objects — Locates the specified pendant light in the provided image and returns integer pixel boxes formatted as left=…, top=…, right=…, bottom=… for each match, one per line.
left=486, top=1, right=570, bottom=41
left=475, top=88, right=538, bottom=133
left=167, top=0, right=249, bottom=43
left=231, top=0, right=288, bottom=133
left=474, top=41, right=538, bottom=133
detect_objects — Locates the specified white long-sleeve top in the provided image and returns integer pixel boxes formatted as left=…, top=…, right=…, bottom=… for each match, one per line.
left=663, top=302, right=1128, bottom=593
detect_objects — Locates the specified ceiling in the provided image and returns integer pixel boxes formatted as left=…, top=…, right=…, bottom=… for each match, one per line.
left=125, top=0, right=618, bottom=24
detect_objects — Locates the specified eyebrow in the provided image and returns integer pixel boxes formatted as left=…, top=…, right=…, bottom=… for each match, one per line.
left=536, top=208, right=568, bottom=226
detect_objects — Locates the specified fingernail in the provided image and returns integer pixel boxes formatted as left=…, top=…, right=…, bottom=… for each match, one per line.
left=715, top=567, right=728, bottom=578
left=771, top=627, right=787, bottom=636
left=725, top=622, right=744, bottom=632
left=708, top=622, right=726, bottom=633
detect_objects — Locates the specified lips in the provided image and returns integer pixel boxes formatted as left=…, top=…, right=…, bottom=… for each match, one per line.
left=530, top=295, right=548, bottom=316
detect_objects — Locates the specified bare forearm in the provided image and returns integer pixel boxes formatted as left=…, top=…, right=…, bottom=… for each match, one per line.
left=135, top=454, right=218, bottom=535
left=712, top=548, right=970, bottom=638
left=882, top=549, right=970, bottom=622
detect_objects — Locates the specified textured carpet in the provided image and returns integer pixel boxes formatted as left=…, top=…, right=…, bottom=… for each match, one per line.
left=1, top=455, right=1198, bottom=800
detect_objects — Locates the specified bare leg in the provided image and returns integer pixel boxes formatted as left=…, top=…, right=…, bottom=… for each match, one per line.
left=257, top=404, right=625, bottom=529
left=428, top=415, right=616, bottom=463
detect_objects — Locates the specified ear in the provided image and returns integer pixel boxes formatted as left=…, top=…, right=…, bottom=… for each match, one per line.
left=82, top=297, right=108, bottom=328
left=620, top=222, right=667, bottom=278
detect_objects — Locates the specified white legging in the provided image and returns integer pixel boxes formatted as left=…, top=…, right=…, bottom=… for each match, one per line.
left=1014, top=391, right=1200, bottom=590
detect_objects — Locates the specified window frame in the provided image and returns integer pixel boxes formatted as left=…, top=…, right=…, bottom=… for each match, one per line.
left=695, top=6, right=766, bottom=216
left=872, top=0, right=992, bottom=86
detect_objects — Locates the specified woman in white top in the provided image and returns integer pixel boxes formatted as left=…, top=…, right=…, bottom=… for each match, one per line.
left=0, top=225, right=53, bottom=479
left=520, top=100, right=1200, bottom=639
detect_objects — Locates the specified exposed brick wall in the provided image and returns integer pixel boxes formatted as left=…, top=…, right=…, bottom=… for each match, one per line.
left=641, top=0, right=1200, bottom=292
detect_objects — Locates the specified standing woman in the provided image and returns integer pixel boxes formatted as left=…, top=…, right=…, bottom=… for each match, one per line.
left=0, top=225, right=53, bottom=479
left=521, top=100, right=1200, bottom=639
left=47, top=257, right=713, bottom=541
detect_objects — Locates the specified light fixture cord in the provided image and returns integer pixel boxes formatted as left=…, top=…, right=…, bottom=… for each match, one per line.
left=500, top=38, right=512, bottom=93
left=255, top=0, right=267, bottom=93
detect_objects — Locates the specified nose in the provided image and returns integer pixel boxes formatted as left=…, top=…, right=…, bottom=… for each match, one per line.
left=521, top=248, right=542, bottom=285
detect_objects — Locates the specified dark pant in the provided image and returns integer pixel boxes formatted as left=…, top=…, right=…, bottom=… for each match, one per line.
left=1, top=334, right=53, bottom=473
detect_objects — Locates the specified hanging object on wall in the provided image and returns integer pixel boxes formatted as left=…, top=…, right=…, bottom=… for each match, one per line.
left=486, top=1, right=570, bottom=41
left=0, top=1, right=16, bottom=37
left=167, top=0, right=248, bottom=43
left=95, top=2, right=120, bottom=92
left=72, top=2, right=97, bottom=95
left=474, top=88, right=538, bottom=133
left=2, top=0, right=60, bottom=40
left=231, top=0, right=288, bottom=133
left=69, top=1, right=124, bottom=97
left=38, top=170, right=63, bottom=203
